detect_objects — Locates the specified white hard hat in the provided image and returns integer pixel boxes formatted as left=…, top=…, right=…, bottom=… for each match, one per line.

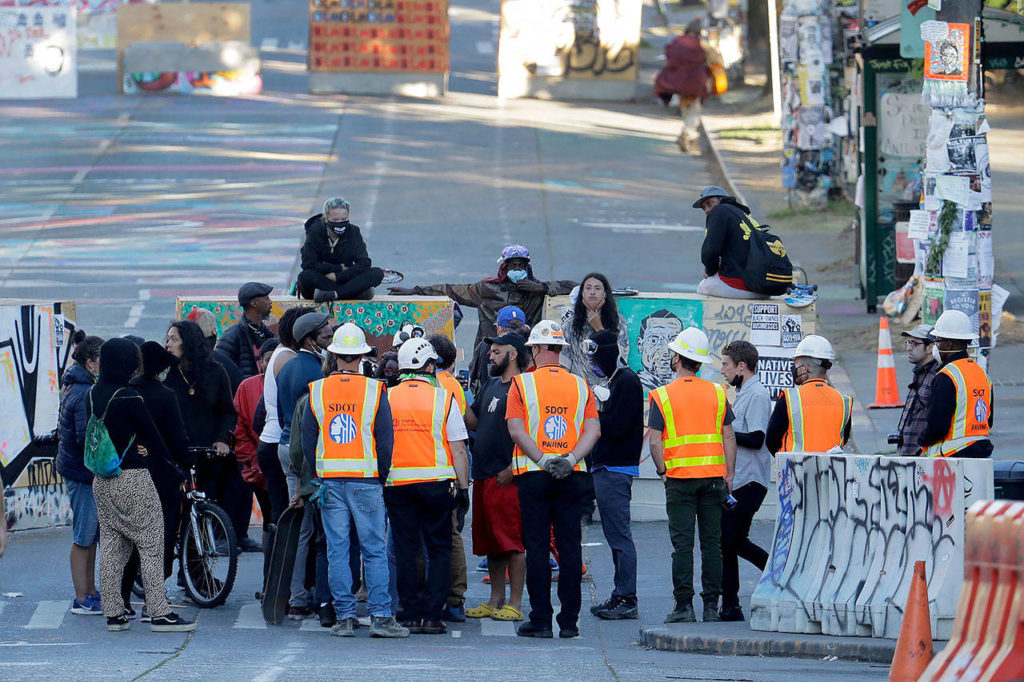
left=667, top=327, right=711, bottom=364
left=397, top=337, right=437, bottom=371
left=392, top=323, right=425, bottom=349
left=327, top=322, right=372, bottom=355
left=526, top=320, right=568, bottom=347
left=931, top=310, right=977, bottom=340
left=793, top=334, right=835, bottom=361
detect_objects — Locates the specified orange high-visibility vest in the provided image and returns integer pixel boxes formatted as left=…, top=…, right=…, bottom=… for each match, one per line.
left=387, top=379, right=455, bottom=486
left=511, top=365, right=590, bottom=475
left=650, top=377, right=727, bottom=479
left=780, top=379, right=853, bottom=453
left=925, top=358, right=991, bottom=457
left=309, top=373, right=384, bottom=479
left=437, top=370, right=467, bottom=416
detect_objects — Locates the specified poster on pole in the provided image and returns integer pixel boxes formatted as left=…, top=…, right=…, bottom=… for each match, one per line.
left=0, top=6, right=77, bottom=99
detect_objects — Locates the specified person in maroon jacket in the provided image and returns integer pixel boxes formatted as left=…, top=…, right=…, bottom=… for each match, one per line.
left=654, top=20, right=723, bottom=152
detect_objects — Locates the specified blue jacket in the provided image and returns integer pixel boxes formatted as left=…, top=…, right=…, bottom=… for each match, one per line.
left=56, top=364, right=95, bottom=484
left=276, top=350, right=325, bottom=444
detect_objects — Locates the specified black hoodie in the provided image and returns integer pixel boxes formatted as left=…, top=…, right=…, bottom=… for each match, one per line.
left=88, top=338, right=175, bottom=473
left=589, top=330, right=644, bottom=468
left=701, top=197, right=757, bottom=284
left=300, top=213, right=374, bottom=284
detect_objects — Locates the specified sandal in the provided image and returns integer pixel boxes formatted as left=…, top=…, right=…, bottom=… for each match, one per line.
left=465, top=603, right=495, bottom=618
left=489, top=605, right=524, bottom=621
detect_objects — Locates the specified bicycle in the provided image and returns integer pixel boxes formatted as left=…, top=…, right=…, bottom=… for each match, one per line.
left=134, top=446, right=240, bottom=608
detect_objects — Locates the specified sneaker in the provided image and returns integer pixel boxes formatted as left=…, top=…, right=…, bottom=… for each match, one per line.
left=287, top=606, right=313, bottom=620
left=71, top=596, right=103, bottom=616
left=475, top=558, right=488, bottom=572
left=516, top=621, right=553, bottom=638
left=319, top=603, right=337, bottom=628
left=589, top=596, right=615, bottom=616
left=150, top=612, right=197, bottom=632
left=664, top=603, right=696, bottom=624
left=107, top=614, right=130, bottom=631
left=238, top=537, right=263, bottom=553
left=140, top=607, right=152, bottom=624
left=330, top=617, right=358, bottom=637
left=442, top=603, right=466, bottom=622
left=702, top=605, right=722, bottom=623
left=369, top=615, right=410, bottom=638
left=719, top=603, right=744, bottom=622
left=123, top=606, right=137, bottom=620
left=594, top=597, right=639, bottom=621
left=313, top=288, right=337, bottom=303
left=418, top=620, right=447, bottom=635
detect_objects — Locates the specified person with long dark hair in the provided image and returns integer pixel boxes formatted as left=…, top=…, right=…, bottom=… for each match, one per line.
left=163, top=321, right=243, bottom=546
left=56, top=334, right=104, bottom=615
left=561, top=273, right=629, bottom=388
left=89, top=338, right=195, bottom=632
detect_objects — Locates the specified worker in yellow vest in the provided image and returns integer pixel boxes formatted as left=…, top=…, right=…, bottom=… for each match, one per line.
left=429, top=333, right=469, bottom=623
left=302, top=323, right=409, bottom=638
left=506, top=320, right=600, bottom=639
left=384, top=337, right=470, bottom=636
left=920, top=310, right=993, bottom=457
left=649, top=327, right=737, bottom=624
left=765, top=335, right=853, bottom=455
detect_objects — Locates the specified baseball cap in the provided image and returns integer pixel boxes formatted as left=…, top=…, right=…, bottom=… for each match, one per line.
left=292, top=312, right=330, bottom=343
left=238, top=282, right=273, bottom=307
left=497, top=244, right=530, bottom=263
left=692, top=185, right=731, bottom=209
left=257, top=338, right=280, bottom=358
left=496, top=305, right=525, bottom=327
left=900, top=324, right=934, bottom=342
left=485, top=332, right=529, bottom=357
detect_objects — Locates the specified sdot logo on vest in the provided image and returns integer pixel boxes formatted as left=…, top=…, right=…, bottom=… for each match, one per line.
left=329, top=413, right=358, bottom=444
left=974, top=398, right=988, bottom=424
left=544, top=415, right=567, bottom=441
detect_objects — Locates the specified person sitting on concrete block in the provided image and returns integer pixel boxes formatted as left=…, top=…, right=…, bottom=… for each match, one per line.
left=297, top=197, right=384, bottom=303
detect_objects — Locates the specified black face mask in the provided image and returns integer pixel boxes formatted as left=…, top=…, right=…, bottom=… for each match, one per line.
left=327, top=220, right=349, bottom=235
left=729, top=374, right=744, bottom=388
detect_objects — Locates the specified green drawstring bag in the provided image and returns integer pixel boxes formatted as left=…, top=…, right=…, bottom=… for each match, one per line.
left=84, top=388, right=135, bottom=478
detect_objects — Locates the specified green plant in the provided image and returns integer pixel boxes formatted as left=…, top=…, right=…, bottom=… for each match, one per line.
left=925, top=200, right=958, bottom=275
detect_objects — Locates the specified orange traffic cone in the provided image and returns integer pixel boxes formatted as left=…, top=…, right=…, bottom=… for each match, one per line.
left=889, top=561, right=934, bottom=682
left=869, top=317, right=905, bottom=409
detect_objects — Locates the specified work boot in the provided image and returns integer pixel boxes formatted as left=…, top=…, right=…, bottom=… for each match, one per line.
left=330, top=617, right=358, bottom=637
left=590, top=596, right=615, bottom=616
left=419, top=620, right=447, bottom=635
left=719, top=602, right=744, bottom=622
left=702, top=604, right=722, bottom=622
left=594, top=596, right=639, bottom=621
left=664, top=602, right=696, bottom=624
left=313, top=289, right=337, bottom=303
left=516, top=621, right=553, bottom=638
left=369, top=615, right=410, bottom=638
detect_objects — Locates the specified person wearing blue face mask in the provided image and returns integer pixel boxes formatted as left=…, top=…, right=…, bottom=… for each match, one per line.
left=388, top=244, right=576, bottom=349
left=297, top=197, right=385, bottom=303
left=584, top=330, right=643, bottom=621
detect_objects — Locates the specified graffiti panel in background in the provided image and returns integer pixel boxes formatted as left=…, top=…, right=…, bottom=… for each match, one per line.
left=0, top=6, right=77, bottom=99
left=1, top=303, right=77, bottom=530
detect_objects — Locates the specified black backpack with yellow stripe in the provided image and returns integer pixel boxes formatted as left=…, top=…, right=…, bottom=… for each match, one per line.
left=741, top=217, right=794, bottom=296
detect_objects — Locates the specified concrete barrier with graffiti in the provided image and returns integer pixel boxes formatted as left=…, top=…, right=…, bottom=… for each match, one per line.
left=750, top=453, right=994, bottom=639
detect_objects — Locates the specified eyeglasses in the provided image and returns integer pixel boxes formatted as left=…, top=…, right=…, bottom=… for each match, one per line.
left=904, top=339, right=928, bottom=349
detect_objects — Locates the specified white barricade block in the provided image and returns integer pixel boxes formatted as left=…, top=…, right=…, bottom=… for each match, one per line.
left=749, top=453, right=993, bottom=639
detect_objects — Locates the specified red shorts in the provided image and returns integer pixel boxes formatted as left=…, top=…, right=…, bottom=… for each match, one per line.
left=471, top=476, right=524, bottom=556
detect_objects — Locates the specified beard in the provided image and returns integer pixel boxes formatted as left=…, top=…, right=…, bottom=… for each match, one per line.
left=489, top=355, right=510, bottom=376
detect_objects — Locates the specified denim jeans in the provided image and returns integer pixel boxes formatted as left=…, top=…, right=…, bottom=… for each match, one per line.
left=592, top=469, right=637, bottom=599
left=320, top=479, right=392, bottom=619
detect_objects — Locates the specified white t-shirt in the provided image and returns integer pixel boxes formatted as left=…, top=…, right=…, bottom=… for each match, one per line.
left=259, top=345, right=293, bottom=444
left=446, top=396, right=468, bottom=442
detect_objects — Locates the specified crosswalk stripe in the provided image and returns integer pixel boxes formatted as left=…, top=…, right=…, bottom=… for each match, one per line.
left=479, top=618, right=516, bottom=637
left=233, top=602, right=267, bottom=629
left=25, top=601, right=67, bottom=629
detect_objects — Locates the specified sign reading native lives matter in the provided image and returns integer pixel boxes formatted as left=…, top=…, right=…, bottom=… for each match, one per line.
left=309, top=0, right=448, bottom=73
left=749, top=303, right=781, bottom=346
left=0, top=6, right=77, bottom=99
left=756, top=347, right=795, bottom=401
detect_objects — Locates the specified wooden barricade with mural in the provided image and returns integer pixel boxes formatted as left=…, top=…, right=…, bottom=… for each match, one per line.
left=0, top=301, right=78, bottom=531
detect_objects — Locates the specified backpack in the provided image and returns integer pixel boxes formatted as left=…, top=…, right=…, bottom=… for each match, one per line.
left=741, top=217, right=794, bottom=296
left=84, top=388, right=136, bottom=478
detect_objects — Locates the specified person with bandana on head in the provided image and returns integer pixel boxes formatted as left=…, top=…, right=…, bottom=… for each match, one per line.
left=388, top=244, right=577, bottom=349
left=297, top=197, right=385, bottom=303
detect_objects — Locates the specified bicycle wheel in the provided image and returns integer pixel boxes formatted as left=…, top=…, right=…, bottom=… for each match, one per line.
left=179, top=501, right=238, bottom=608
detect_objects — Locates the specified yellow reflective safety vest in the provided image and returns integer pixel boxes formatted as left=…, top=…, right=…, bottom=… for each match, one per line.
left=925, top=358, right=992, bottom=457
left=780, top=379, right=853, bottom=453
left=650, top=376, right=727, bottom=479
left=309, top=372, right=384, bottom=479
left=387, top=378, right=455, bottom=486
left=511, top=365, right=590, bottom=475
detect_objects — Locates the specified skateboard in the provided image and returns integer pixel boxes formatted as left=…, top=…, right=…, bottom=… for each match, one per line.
left=262, top=506, right=304, bottom=625
left=784, top=284, right=818, bottom=308
left=611, top=287, right=639, bottom=297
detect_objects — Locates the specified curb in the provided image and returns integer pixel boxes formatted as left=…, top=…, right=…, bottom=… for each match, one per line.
left=639, top=626, right=896, bottom=664
left=698, top=116, right=748, bottom=208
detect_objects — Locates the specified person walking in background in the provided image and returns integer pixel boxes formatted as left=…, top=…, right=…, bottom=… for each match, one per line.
left=717, top=340, right=771, bottom=622
left=654, top=19, right=722, bottom=152
left=388, top=244, right=576, bottom=348
left=88, top=338, right=195, bottom=633
left=467, top=305, right=528, bottom=397
left=896, top=325, right=940, bottom=457
left=216, top=282, right=275, bottom=379
left=56, top=334, right=104, bottom=615
left=298, top=197, right=385, bottom=303
left=561, top=273, right=629, bottom=388
left=585, top=330, right=643, bottom=621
